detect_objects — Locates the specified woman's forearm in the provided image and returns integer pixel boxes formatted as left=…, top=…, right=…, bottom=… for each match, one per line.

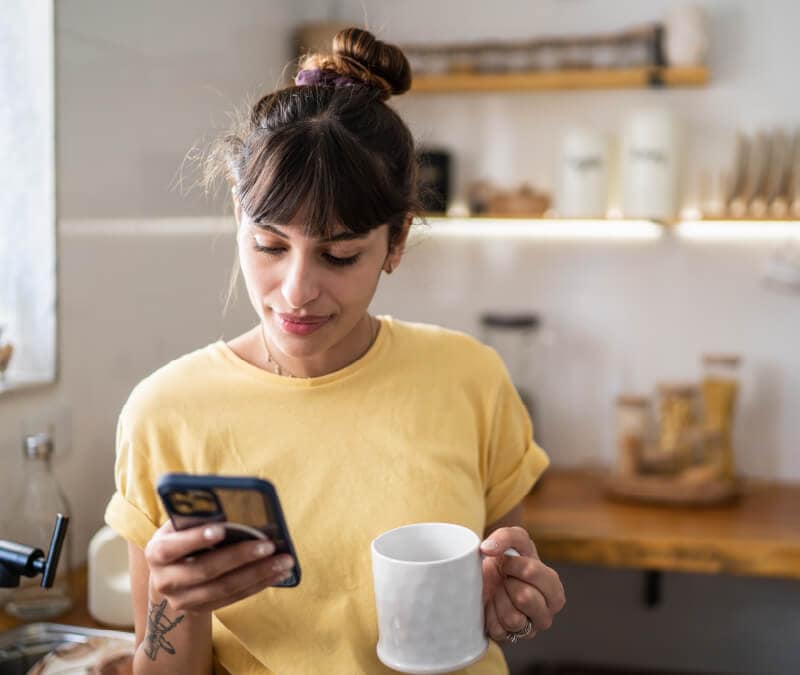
left=133, top=598, right=212, bottom=675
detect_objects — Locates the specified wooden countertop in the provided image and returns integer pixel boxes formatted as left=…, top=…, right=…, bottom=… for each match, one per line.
left=523, top=468, right=800, bottom=580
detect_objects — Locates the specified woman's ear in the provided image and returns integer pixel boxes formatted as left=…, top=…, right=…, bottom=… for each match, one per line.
left=383, top=216, right=413, bottom=274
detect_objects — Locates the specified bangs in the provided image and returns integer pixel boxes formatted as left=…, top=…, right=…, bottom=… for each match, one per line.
left=237, top=111, right=407, bottom=238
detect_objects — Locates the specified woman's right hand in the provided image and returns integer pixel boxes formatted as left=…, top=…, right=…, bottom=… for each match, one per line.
left=144, top=521, right=295, bottom=614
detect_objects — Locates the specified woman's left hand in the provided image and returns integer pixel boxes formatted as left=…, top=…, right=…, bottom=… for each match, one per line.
left=480, top=526, right=566, bottom=643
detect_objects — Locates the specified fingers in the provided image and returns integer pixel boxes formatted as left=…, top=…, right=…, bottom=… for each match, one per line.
left=480, top=526, right=538, bottom=559
left=145, top=523, right=227, bottom=567
left=502, top=556, right=566, bottom=614
left=167, top=554, right=295, bottom=612
left=492, top=580, right=530, bottom=633
left=150, top=538, right=276, bottom=596
left=503, top=576, right=550, bottom=631
left=481, top=556, right=504, bottom=604
left=484, top=597, right=507, bottom=643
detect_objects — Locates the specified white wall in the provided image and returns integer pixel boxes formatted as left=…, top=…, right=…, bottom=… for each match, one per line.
left=1, top=1, right=798, bottom=673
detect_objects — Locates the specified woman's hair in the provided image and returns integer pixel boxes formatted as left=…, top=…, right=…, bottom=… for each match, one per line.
left=207, top=27, right=421, bottom=250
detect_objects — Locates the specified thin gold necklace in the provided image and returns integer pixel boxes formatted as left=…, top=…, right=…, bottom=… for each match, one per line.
left=259, top=316, right=378, bottom=378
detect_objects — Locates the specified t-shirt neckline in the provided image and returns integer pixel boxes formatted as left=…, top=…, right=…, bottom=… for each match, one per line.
left=214, top=315, right=392, bottom=388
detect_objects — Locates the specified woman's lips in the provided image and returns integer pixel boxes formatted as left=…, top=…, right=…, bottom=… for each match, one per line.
left=276, top=313, right=330, bottom=336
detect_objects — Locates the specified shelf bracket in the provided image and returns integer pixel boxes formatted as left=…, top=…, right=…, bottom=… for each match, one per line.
left=643, top=569, right=663, bottom=608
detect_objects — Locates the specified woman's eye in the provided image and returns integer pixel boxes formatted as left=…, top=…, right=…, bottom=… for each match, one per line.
left=324, top=253, right=360, bottom=267
left=254, top=244, right=285, bottom=255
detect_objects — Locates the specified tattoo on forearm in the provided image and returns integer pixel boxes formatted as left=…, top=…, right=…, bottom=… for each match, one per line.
left=144, top=599, right=185, bottom=661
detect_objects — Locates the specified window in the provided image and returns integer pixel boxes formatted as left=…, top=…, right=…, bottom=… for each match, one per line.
left=0, top=0, right=56, bottom=392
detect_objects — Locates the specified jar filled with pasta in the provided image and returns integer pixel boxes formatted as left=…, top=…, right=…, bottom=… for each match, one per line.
left=701, top=354, right=741, bottom=480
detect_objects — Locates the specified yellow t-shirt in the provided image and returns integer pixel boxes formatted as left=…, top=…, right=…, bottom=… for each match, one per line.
left=105, top=316, right=549, bottom=675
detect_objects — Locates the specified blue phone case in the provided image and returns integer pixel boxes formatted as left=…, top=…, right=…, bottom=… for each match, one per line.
left=157, top=473, right=301, bottom=587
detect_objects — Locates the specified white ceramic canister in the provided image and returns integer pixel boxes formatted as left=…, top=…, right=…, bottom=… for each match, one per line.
left=88, top=525, right=134, bottom=627
left=556, top=127, right=611, bottom=218
left=620, top=109, right=684, bottom=221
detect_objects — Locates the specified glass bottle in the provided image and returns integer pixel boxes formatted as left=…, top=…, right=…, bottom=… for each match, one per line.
left=701, top=354, right=741, bottom=480
left=4, top=432, right=73, bottom=619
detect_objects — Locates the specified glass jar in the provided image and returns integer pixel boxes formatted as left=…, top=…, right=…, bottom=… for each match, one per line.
left=654, top=382, right=699, bottom=473
left=701, top=354, right=741, bottom=480
left=4, top=432, right=73, bottom=619
left=615, top=395, right=651, bottom=475
left=480, top=312, right=551, bottom=440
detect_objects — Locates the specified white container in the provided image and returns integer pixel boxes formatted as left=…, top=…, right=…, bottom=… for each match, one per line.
left=665, top=3, right=709, bottom=67
left=621, top=109, right=684, bottom=221
left=556, top=128, right=611, bottom=218
left=88, top=526, right=134, bottom=627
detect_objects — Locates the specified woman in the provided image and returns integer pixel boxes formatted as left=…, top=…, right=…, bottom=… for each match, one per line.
left=105, top=27, right=565, bottom=675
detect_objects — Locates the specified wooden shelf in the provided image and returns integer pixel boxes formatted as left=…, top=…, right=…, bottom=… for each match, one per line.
left=411, top=66, right=709, bottom=93
left=522, top=468, right=800, bottom=580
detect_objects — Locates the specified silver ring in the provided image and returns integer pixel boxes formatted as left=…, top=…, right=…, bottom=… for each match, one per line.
left=505, top=619, right=534, bottom=644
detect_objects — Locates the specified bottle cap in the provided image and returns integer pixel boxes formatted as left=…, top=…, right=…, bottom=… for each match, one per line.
left=23, top=432, right=53, bottom=459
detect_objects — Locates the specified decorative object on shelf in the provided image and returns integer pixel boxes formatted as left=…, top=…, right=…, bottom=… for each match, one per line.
left=466, top=180, right=550, bottom=217
left=404, top=23, right=665, bottom=77
left=556, top=128, right=611, bottom=218
left=607, top=354, right=742, bottom=506
left=696, top=128, right=800, bottom=220
left=417, top=149, right=451, bottom=214
left=664, top=2, right=710, bottom=67
left=620, top=108, right=684, bottom=221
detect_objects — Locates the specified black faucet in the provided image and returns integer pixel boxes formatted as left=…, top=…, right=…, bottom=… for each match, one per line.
left=0, top=514, right=69, bottom=588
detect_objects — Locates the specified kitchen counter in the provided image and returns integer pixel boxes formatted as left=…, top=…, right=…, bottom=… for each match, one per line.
left=3, top=469, right=799, bottom=634
left=0, top=567, right=128, bottom=633
left=523, top=468, right=800, bottom=579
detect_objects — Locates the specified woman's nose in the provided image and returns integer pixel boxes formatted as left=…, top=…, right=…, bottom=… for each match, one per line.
left=281, top=255, right=321, bottom=309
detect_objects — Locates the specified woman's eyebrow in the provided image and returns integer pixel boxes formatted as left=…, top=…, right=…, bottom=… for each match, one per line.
left=256, top=223, right=368, bottom=243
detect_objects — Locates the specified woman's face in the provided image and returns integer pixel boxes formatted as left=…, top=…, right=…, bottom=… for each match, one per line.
left=236, top=209, right=401, bottom=368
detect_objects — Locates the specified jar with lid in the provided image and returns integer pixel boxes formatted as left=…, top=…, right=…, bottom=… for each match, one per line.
left=615, top=395, right=652, bottom=475
left=701, top=354, right=741, bottom=480
left=4, top=432, right=73, bottom=619
left=480, top=312, right=550, bottom=438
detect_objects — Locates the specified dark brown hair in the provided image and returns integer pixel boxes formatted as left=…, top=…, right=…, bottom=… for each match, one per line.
left=207, top=27, right=421, bottom=252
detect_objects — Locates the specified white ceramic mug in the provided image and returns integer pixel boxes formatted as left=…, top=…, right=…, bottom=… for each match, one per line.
left=371, top=522, right=518, bottom=675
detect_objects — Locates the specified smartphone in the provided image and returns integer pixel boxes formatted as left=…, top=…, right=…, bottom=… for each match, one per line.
left=156, top=473, right=301, bottom=587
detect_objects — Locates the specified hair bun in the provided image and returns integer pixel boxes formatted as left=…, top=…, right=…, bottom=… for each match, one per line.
left=331, top=28, right=411, bottom=99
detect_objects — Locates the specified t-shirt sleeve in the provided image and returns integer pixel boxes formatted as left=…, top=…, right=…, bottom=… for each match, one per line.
left=104, top=404, right=165, bottom=550
left=483, top=359, right=550, bottom=525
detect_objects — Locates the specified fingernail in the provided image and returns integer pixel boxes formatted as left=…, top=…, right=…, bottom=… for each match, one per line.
left=203, top=525, right=224, bottom=540
left=255, top=542, right=275, bottom=557
left=272, top=557, right=293, bottom=572
left=481, top=539, right=498, bottom=550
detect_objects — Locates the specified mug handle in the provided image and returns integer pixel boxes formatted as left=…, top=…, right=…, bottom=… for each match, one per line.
left=481, top=547, right=520, bottom=561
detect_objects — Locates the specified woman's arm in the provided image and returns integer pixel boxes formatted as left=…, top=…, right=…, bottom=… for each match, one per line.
left=127, top=522, right=296, bottom=674
left=129, top=542, right=213, bottom=675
